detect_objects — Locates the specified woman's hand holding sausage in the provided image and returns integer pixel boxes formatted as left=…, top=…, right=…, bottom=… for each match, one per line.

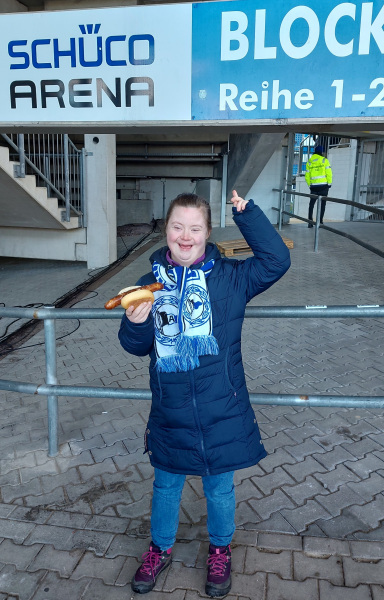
left=230, top=190, right=248, bottom=212
left=126, top=302, right=152, bottom=323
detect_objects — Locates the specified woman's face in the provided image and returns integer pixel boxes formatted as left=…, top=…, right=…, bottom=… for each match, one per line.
left=166, top=206, right=210, bottom=267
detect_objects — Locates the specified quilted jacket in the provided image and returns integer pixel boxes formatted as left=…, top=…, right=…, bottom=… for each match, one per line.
left=118, top=200, right=291, bottom=475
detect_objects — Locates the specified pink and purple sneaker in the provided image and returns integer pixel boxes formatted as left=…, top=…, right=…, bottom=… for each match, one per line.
left=205, top=543, right=232, bottom=597
left=131, top=541, right=172, bottom=594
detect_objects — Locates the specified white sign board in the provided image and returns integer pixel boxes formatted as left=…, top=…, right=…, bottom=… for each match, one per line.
left=0, top=5, right=191, bottom=121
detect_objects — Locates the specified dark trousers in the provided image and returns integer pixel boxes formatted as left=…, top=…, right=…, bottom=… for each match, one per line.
left=308, top=185, right=329, bottom=223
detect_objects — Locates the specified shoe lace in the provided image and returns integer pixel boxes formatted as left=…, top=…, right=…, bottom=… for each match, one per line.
left=139, top=549, right=163, bottom=578
left=207, top=552, right=228, bottom=576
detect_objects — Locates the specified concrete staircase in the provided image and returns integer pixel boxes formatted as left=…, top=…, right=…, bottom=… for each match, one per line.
left=0, top=145, right=80, bottom=230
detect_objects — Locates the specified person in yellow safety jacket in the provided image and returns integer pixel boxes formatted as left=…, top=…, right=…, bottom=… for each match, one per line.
left=305, top=145, right=333, bottom=228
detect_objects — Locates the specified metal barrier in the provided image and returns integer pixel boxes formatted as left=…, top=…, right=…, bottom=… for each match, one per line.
left=1, top=305, right=384, bottom=457
left=273, top=188, right=384, bottom=257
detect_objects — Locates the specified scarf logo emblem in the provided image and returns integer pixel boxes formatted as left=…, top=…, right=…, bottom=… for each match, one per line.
left=182, top=285, right=210, bottom=327
left=153, top=295, right=179, bottom=347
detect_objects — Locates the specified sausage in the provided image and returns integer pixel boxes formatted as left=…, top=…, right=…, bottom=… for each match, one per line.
left=104, top=282, right=163, bottom=310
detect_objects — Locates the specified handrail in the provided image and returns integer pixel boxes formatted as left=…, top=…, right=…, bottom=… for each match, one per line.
left=273, top=187, right=384, bottom=217
left=1, top=304, right=384, bottom=457
left=273, top=188, right=384, bottom=256
left=1, top=133, right=84, bottom=221
left=2, top=133, right=66, bottom=202
left=2, top=305, right=384, bottom=320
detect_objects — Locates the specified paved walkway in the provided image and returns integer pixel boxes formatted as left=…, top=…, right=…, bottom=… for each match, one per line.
left=0, top=219, right=384, bottom=599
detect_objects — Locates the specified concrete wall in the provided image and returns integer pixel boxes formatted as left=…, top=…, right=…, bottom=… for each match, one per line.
left=295, top=142, right=358, bottom=222
left=139, top=178, right=196, bottom=221
left=0, top=227, right=87, bottom=261
left=117, top=177, right=223, bottom=228
left=117, top=194, right=153, bottom=225
left=230, top=144, right=286, bottom=226
left=227, top=133, right=286, bottom=202
left=195, top=179, right=222, bottom=228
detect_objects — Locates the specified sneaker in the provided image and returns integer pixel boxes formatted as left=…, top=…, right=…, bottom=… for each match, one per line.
left=308, top=223, right=313, bottom=228
left=131, top=541, right=172, bottom=594
left=205, top=543, right=232, bottom=597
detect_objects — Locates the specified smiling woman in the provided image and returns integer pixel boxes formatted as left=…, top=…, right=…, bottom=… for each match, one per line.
left=117, top=189, right=291, bottom=596
left=166, top=203, right=210, bottom=268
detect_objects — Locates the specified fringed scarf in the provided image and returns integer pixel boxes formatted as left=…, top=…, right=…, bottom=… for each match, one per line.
left=151, top=260, right=219, bottom=372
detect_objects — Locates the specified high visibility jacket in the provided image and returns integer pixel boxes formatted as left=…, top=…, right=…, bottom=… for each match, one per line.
left=305, top=153, right=332, bottom=187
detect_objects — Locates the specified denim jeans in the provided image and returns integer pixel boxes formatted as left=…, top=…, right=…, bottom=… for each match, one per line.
left=151, top=467, right=235, bottom=550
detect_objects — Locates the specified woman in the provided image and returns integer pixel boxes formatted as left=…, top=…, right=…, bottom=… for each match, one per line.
left=118, top=190, right=291, bottom=597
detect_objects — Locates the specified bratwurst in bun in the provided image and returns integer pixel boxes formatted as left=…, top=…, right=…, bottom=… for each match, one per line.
left=104, top=282, right=163, bottom=310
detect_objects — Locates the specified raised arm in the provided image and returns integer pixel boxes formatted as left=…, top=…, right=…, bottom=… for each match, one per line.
left=230, top=192, right=291, bottom=302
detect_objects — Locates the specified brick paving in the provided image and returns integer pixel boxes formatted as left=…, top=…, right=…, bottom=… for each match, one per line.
left=0, top=220, right=384, bottom=597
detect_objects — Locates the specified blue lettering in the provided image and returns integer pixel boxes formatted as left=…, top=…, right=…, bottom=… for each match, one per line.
left=8, top=31, right=156, bottom=70
left=106, top=35, right=127, bottom=66
left=8, top=40, right=29, bottom=69
left=53, top=38, right=76, bottom=68
left=32, top=39, right=52, bottom=69
left=128, top=34, right=155, bottom=65
left=79, top=36, right=103, bottom=67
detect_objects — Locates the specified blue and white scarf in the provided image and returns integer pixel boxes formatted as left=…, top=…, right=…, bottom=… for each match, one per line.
left=151, top=260, right=219, bottom=372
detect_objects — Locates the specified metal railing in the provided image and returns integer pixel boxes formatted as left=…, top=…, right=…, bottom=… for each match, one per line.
left=353, top=139, right=384, bottom=222
left=1, top=133, right=85, bottom=223
left=273, top=188, right=384, bottom=257
left=1, top=305, right=384, bottom=457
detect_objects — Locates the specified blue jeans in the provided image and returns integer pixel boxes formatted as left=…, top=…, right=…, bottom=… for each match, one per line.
left=151, top=468, right=235, bottom=550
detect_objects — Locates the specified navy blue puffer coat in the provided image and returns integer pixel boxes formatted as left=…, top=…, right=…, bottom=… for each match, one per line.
left=118, top=201, right=291, bottom=475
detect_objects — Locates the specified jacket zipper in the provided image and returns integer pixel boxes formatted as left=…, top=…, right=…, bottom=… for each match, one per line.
left=189, top=371, right=210, bottom=476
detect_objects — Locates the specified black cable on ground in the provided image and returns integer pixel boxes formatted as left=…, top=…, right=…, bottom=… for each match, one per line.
left=0, top=222, right=161, bottom=358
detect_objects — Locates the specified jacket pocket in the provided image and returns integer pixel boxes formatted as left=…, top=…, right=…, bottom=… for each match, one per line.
left=144, top=427, right=148, bottom=454
left=144, top=426, right=153, bottom=456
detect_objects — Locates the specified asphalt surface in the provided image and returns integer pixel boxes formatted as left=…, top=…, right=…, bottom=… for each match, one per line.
left=0, top=218, right=384, bottom=599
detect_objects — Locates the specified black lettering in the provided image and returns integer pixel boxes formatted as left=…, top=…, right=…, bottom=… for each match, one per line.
left=96, top=78, right=121, bottom=107
left=10, top=80, right=37, bottom=108
left=69, top=78, right=93, bottom=108
left=125, top=77, right=154, bottom=107
left=41, top=79, right=65, bottom=108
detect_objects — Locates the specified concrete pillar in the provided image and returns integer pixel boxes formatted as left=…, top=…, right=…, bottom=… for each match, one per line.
left=84, top=134, right=117, bottom=269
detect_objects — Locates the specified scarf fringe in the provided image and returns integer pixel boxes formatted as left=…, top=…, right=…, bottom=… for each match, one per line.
left=176, top=333, right=219, bottom=357
left=156, top=334, right=219, bottom=373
